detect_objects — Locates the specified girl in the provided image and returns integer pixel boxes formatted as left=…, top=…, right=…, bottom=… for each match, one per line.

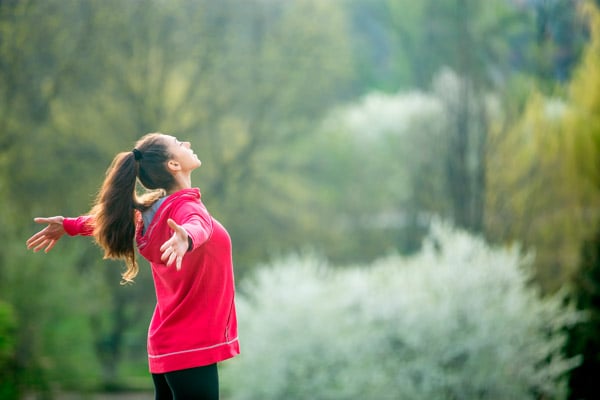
left=26, top=133, right=239, bottom=400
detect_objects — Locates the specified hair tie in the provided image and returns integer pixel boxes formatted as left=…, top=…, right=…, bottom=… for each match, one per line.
left=132, top=148, right=143, bottom=161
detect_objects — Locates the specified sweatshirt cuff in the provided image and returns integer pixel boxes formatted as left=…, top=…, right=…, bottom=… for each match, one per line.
left=63, top=216, right=94, bottom=236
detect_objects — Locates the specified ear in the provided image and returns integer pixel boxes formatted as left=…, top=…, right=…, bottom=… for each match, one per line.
left=167, top=160, right=181, bottom=172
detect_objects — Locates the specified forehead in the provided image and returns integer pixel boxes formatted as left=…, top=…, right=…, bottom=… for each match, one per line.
left=160, top=135, right=182, bottom=148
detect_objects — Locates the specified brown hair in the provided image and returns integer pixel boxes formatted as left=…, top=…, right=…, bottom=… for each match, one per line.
left=91, top=133, right=175, bottom=284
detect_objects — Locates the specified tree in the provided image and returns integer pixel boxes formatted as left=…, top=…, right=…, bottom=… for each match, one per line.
left=483, top=0, right=600, bottom=293
left=1, top=0, right=355, bottom=393
left=560, top=2, right=600, bottom=398
left=485, top=92, right=589, bottom=291
left=311, top=69, right=504, bottom=263
left=42, top=0, right=354, bottom=270
left=483, top=2, right=600, bottom=395
left=531, top=0, right=589, bottom=83
left=345, top=0, right=592, bottom=235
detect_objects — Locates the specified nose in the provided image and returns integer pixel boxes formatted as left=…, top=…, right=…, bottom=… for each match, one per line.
left=184, top=142, right=191, bottom=148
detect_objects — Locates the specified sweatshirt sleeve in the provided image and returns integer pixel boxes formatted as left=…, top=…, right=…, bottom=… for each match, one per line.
left=63, top=215, right=94, bottom=236
left=172, top=203, right=213, bottom=251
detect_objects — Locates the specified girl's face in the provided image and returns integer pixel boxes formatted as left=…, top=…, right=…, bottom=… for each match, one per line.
left=164, top=135, right=202, bottom=172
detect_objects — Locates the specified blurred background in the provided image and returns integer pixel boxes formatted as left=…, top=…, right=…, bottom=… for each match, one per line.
left=1, top=0, right=600, bottom=398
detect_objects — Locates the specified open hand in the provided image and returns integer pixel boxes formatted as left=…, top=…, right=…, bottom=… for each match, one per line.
left=26, top=216, right=65, bottom=253
left=160, top=218, right=190, bottom=270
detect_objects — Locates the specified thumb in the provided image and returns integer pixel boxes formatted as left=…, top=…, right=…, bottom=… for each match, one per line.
left=166, top=218, right=179, bottom=230
left=34, top=217, right=56, bottom=225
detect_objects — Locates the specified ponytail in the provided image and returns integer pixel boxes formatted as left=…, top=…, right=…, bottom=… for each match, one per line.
left=91, top=133, right=174, bottom=284
left=91, top=151, right=140, bottom=284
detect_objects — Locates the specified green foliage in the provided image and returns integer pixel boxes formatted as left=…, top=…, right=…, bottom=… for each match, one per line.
left=485, top=93, right=589, bottom=291
left=346, top=0, right=539, bottom=92
left=483, top=3, right=600, bottom=398
left=0, top=300, right=17, bottom=400
left=485, top=1, right=600, bottom=292
left=1, top=0, right=354, bottom=393
left=222, top=223, right=580, bottom=400
left=564, top=2, right=600, bottom=190
left=560, top=3, right=600, bottom=399
left=1, top=237, right=103, bottom=395
left=0, top=300, right=16, bottom=364
left=0, top=0, right=594, bottom=395
left=0, top=0, right=355, bottom=271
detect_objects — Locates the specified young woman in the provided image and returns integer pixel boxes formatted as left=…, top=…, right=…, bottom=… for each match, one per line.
left=26, top=133, right=239, bottom=400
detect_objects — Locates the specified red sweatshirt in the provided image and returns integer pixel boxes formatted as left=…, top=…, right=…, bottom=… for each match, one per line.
left=63, top=188, right=239, bottom=373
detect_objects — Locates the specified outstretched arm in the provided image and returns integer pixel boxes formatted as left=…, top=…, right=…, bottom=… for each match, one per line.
left=26, top=216, right=66, bottom=253
left=26, top=215, right=94, bottom=253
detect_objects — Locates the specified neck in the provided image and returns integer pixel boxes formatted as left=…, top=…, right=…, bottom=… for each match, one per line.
left=168, top=173, right=192, bottom=194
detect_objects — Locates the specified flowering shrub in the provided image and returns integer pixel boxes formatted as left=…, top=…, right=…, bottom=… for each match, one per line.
left=222, top=222, right=580, bottom=400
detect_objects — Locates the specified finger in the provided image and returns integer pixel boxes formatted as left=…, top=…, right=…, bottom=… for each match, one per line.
left=29, top=242, right=42, bottom=252
left=31, top=238, right=50, bottom=252
left=29, top=229, right=52, bottom=248
left=167, top=251, right=177, bottom=267
left=44, top=240, right=57, bottom=253
left=160, top=246, right=171, bottom=263
left=160, top=239, right=172, bottom=252
left=33, top=217, right=54, bottom=225
left=176, top=256, right=182, bottom=271
left=26, top=237, right=38, bottom=249
left=160, top=231, right=178, bottom=252
left=27, top=234, right=46, bottom=250
left=33, top=240, right=49, bottom=253
left=167, top=218, right=178, bottom=230
left=26, top=230, right=46, bottom=247
left=169, top=221, right=188, bottom=240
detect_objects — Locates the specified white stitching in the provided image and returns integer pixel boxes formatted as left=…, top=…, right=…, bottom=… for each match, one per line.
left=148, top=337, right=239, bottom=359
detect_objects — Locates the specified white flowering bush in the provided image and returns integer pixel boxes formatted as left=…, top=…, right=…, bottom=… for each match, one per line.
left=329, top=90, right=445, bottom=141
left=222, top=222, right=580, bottom=400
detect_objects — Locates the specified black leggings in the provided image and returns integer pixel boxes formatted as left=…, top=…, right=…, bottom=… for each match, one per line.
left=152, top=364, right=219, bottom=400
